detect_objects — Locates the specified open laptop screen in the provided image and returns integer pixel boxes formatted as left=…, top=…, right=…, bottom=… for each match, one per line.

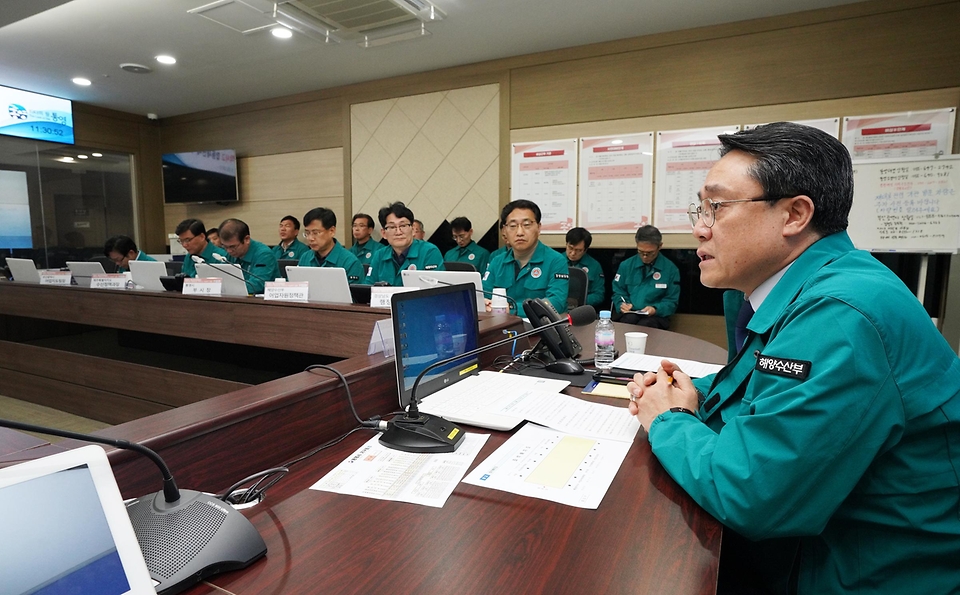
left=392, top=283, right=480, bottom=406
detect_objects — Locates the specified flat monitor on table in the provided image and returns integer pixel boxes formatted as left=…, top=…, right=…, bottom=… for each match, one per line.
left=195, top=262, right=249, bottom=296
left=6, top=257, right=41, bottom=283
left=285, top=266, right=353, bottom=304
left=128, top=260, right=168, bottom=291
left=0, top=445, right=156, bottom=594
left=66, top=261, right=106, bottom=287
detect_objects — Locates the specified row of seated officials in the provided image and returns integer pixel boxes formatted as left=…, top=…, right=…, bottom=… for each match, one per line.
left=100, top=200, right=680, bottom=329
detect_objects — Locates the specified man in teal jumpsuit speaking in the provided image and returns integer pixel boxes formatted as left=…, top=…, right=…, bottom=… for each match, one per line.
left=627, top=122, right=960, bottom=595
left=297, top=207, right=364, bottom=283
left=366, top=202, right=444, bottom=286
left=564, top=227, right=605, bottom=310
left=611, top=225, right=680, bottom=329
left=482, top=199, right=568, bottom=315
left=445, top=216, right=490, bottom=273
left=217, top=218, right=281, bottom=294
left=175, top=218, right=228, bottom=278
left=349, top=213, right=383, bottom=269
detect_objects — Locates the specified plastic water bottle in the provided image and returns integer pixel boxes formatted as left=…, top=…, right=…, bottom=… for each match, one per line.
left=594, top=310, right=616, bottom=370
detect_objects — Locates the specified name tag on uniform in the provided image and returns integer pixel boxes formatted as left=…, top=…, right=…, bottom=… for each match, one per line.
left=90, top=273, right=127, bottom=290
left=655, top=283, right=667, bottom=289
left=183, top=277, right=222, bottom=296
left=39, top=270, right=72, bottom=286
left=264, top=281, right=308, bottom=302
left=755, top=354, right=811, bottom=380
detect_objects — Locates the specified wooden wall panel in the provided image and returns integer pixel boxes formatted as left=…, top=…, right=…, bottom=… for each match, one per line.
left=73, top=104, right=148, bottom=152
left=510, top=1, right=960, bottom=129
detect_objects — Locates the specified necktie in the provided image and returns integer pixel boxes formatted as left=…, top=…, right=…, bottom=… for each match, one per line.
left=734, top=299, right=755, bottom=352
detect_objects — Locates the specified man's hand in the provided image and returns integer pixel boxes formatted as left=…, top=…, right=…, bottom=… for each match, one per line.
left=627, top=359, right=699, bottom=430
left=640, top=306, right=657, bottom=316
left=620, top=301, right=633, bottom=313
left=484, top=298, right=493, bottom=313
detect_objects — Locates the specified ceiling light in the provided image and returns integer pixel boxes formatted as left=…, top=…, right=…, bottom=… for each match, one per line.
left=155, top=55, right=177, bottom=65
left=271, top=27, right=293, bottom=39
left=120, top=63, right=152, bottom=74
left=77, top=155, right=88, bottom=159
left=61, top=157, right=75, bottom=162
left=72, top=77, right=91, bottom=86
left=92, top=153, right=103, bottom=157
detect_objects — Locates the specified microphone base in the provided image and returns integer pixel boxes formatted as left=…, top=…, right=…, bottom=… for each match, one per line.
left=379, top=413, right=465, bottom=453
left=544, top=358, right=585, bottom=375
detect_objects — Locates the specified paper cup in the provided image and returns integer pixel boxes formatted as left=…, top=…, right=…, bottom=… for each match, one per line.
left=491, top=288, right=509, bottom=313
left=625, top=332, right=648, bottom=354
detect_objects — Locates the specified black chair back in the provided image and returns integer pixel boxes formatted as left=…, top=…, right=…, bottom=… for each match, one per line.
left=567, top=266, right=588, bottom=309
left=278, top=259, right=298, bottom=280
left=443, top=261, right=477, bottom=272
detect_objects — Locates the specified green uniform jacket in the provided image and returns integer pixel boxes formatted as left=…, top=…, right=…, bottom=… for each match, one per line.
left=444, top=241, right=490, bottom=273
left=567, top=252, right=605, bottom=309
left=117, top=251, right=156, bottom=273
left=227, top=239, right=280, bottom=294
left=611, top=252, right=680, bottom=317
left=272, top=238, right=311, bottom=262
left=649, top=232, right=960, bottom=595
left=365, top=239, right=444, bottom=286
left=349, top=239, right=385, bottom=268
left=482, top=241, right=569, bottom=315
left=297, top=240, right=364, bottom=283
left=181, top=242, right=229, bottom=278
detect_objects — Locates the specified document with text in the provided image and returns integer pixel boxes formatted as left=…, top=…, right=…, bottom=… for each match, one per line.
left=610, top=352, right=724, bottom=379
left=494, top=391, right=640, bottom=442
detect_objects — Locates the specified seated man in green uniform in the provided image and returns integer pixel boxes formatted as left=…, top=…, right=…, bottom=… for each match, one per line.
left=564, top=227, right=605, bottom=310
left=482, top=199, right=568, bottom=315
left=206, top=228, right=222, bottom=248
left=217, top=218, right=281, bottom=294
left=366, top=202, right=444, bottom=286
left=444, top=216, right=490, bottom=273
left=297, top=207, right=364, bottom=283
left=272, top=215, right=311, bottom=262
left=349, top=213, right=384, bottom=269
left=412, top=219, right=426, bottom=240
left=175, top=218, right=229, bottom=278
left=627, top=122, right=960, bottom=595
left=103, top=235, right=156, bottom=273
left=611, top=225, right=680, bottom=330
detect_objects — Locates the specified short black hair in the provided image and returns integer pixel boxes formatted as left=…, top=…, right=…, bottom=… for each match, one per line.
left=175, top=219, right=206, bottom=237
left=103, top=235, right=137, bottom=257
left=378, top=202, right=415, bottom=228
left=303, top=207, right=337, bottom=229
left=352, top=213, right=375, bottom=228
left=281, top=215, right=301, bottom=230
left=501, top=199, right=541, bottom=224
left=635, top=225, right=662, bottom=244
left=565, top=227, right=592, bottom=249
left=218, top=218, right=250, bottom=243
left=450, top=216, right=472, bottom=233
left=717, top=121, right=853, bottom=236
left=206, top=228, right=219, bottom=237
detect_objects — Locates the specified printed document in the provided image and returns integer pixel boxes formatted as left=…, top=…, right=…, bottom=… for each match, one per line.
left=494, top=392, right=639, bottom=442
left=610, top=352, right=723, bottom=378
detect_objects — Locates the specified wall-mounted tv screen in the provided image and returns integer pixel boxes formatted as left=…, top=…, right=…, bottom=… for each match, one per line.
left=0, top=85, right=74, bottom=144
left=161, top=149, right=239, bottom=204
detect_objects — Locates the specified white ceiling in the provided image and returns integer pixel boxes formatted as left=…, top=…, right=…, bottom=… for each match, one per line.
left=0, top=0, right=865, bottom=119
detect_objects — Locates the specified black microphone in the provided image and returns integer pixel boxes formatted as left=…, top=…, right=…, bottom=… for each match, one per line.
left=417, top=274, right=519, bottom=312
left=0, top=418, right=267, bottom=595
left=378, top=304, right=597, bottom=453
left=211, top=252, right=272, bottom=284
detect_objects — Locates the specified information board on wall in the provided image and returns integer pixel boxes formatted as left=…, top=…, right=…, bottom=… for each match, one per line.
left=578, top=133, right=654, bottom=233
left=843, top=109, right=956, bottom=160
left=850, top=155, right=960, bottom=253
left=511, top=139, right=578, bottom=233
left=654, top=126, right=739, bottom=233
left=744, top=118, right=840, bottom=138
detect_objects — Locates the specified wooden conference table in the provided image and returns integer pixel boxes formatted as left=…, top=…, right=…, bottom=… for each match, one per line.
left=0, top=282, right=727, bottom=594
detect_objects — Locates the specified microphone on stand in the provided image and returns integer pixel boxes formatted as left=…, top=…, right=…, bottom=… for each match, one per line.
left=0, top=419, right=267, bottom=595
left=211, top=252, right=271, bottom=284
left=378, top=303, right=597, bottom=453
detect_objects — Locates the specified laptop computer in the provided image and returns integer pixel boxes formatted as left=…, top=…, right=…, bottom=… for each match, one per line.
left=391, top=283, right=569, bottom=431
left=128, top=260, right=169, bottom=291
left=285, top=266, right=353, bottom=303
left=6, top=257, right=41, bottom=283
left=195, top=262, right=249, bottom=296
left=401, top=269, right=485, bottom=313
left=0, top=444, right=157, bottom=594
left=66, top=261, right=106, bottom=287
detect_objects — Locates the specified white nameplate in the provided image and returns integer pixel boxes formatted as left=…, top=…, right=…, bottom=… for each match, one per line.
left=39, top=270, right=72, bottom=286
left=369, top=286, right=418, bottom=309
left=90, top=273, right=128, bottom=290
left=264, top=281, right=309, bottom=302
left=183, top=277, right=222, bottom=296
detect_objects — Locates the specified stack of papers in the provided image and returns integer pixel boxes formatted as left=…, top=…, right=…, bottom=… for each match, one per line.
left=609, top=352, right=724, bottom=378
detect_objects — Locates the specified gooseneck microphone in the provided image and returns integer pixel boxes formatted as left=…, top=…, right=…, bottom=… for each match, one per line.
left=211, top=252, right=271, bottom=284
left=378, top=304, right=597, bottom=454
left=0, top=418, right=267, bottom=595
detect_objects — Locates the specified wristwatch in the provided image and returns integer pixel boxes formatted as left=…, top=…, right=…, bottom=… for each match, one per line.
left=669, top=407, right=697, bottom=417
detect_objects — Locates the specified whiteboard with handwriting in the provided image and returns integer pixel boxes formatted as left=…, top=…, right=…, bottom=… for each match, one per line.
left=849, top=155, right=960, bottom=253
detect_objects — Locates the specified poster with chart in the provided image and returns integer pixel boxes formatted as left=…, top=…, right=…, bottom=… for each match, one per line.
left=654, top=125, right=739, bottom=233
left=745, top=118, right=840, bottom=138
left=850, top=155, right=960, bottom=253
left=578, top=133, right=654, bottom=233
left=511, top=139, right=578, bottom=233
left=843, top=109, right=955, bottom=160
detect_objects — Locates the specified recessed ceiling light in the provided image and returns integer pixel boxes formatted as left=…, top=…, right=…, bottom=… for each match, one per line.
left=72, top=77, right=92, bottom=86
left=91, top=153, right=103, bottom=157
left=61, top=157, right=75, bottom=162
left=77, top=155, right=88, bottom=159
left=271, top=27, right=293, bottom=39
left=155, top=55, right=177, bottom=65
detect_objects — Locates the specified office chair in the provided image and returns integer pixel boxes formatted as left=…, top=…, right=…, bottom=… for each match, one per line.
left=443, top=261, right=477, bottom=272
left=278, top=259, right=298, bottom=280
left=567, top=266, right=588, bottom=310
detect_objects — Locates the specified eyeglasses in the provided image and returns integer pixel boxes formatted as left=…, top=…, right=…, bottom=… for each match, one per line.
left=384, top=223, right=412, bottom=233
left=452, top=233, right=469, bottom=241
left=302, top=229, right=329, bottom=238
left=504, top=220, right=536, bottom=232
left=177, top=235, right=196, bottom=245
left=221, top=242, right=241, bottom=251
left=637, top=249, right=659, bottom=258
left=687, top=195, right=783, bottom=228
